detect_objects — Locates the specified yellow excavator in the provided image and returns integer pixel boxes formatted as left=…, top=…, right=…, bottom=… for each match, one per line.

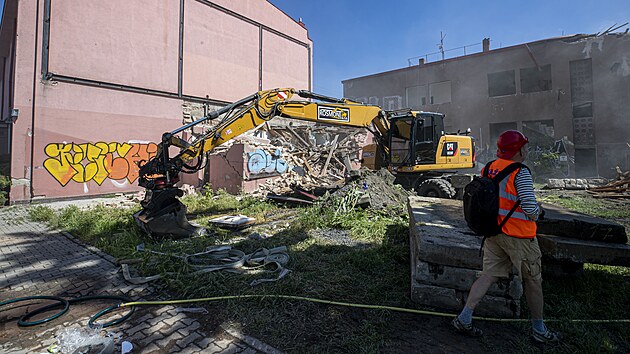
left=135, top=88, right=475, bottom=238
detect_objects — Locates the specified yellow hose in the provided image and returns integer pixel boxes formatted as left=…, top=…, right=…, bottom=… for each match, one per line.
left=120, top=294, right=630, bottom=324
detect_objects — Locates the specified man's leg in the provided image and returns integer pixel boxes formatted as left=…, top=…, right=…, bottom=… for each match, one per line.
left=523, top=277, right=543, bottom=320
left=464, top=274, right=499, bottom=310
left=452, top=274, right=498, bottom=337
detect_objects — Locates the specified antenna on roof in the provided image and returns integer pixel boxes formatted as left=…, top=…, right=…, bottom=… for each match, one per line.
left=437, top=32, right=446, bottom=61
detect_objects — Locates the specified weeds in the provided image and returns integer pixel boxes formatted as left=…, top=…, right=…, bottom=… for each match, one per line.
left=26, top=190, right=630, bottom=353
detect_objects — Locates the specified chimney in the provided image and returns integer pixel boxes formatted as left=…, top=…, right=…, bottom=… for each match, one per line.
left=418, top=58, right=425, bottom=66
left=482, top=38, right=490, bottom=52
left=298, top=17, right=306, bottom=28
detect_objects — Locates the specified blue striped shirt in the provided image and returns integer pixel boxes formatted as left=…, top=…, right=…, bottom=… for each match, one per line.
left=514, top=168, right=540, bottom=220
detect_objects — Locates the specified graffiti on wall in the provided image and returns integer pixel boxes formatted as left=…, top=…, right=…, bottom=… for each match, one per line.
left=43, top=142, right=158, bottom=186
left=247, top=148, right=289, bottom=175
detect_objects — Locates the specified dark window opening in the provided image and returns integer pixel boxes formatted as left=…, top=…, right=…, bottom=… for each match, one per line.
left=488, top=70, right=516, bottom=97
left=520, top=64, right=552, bottom=93
left=489, top=122, right=518, bottom=146
left=572, top=102, right=593, bottom=118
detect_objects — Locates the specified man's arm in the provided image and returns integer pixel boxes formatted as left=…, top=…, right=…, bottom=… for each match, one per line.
left=514, top=168, right=540, bottom=220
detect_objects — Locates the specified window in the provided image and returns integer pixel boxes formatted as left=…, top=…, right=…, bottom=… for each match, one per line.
left=382, top=96, right=402, bottom=110
left=488, top=70, right=516, bottom=97
left=406, top=85, right=427, bottom=108
left=520, top=64, right=552, bottom=93
left=522, top=120, right=555, bottom=138
left=570, top=59, right=593, bottom=118
left=429, top=81, right=451, bottom=104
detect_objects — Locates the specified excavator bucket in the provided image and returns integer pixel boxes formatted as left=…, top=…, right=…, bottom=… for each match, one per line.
left=133, top=187, right=206, bottom=240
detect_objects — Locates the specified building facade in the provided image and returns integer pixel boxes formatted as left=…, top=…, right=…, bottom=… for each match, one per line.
left=0, top=0, right=312, bottom=202
left=343, top=34, right=630, bottom=178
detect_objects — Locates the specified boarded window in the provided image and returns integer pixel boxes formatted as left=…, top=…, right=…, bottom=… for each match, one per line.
left=488, top=70, right=516, bottom=97
left=429, top=81, right=451, bottom=104
left=406, top=85, right=427, bottom=108
left=520, top=65, right=552, bottom=93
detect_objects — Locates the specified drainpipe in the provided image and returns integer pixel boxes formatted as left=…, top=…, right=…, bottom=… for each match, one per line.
left=29, top=0, right=41, bottom=200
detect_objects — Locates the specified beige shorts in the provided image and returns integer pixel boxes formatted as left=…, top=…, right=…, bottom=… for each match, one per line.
left=482, top=233, right=542, bottom=281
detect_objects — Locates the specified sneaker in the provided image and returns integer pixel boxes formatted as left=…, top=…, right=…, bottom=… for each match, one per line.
left=532, top=328, right=561, bottom=343
left=452, top=317, right=483, bottom=337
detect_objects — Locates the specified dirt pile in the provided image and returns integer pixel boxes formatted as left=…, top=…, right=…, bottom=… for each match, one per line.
left=329, top=169, right=413, bottom=210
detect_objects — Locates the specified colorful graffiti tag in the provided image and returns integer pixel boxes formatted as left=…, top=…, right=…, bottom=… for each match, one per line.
left=43, top=142, right=158, bottom=186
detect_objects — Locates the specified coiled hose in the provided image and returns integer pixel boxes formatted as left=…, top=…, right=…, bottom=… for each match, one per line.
left=0, top=295, right=135, bottom=328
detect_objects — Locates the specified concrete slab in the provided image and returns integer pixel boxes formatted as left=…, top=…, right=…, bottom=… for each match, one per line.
left=538, top=234, right=630, bottom=267
left=408, top=196, right=483, bottom=269
left=538, top=204, right=627, bottom=244
left=410, top=282, right=520, bottom=318
left=413, top=260, right=523, bottom=300
left=409, top=196, right=629, bottom=267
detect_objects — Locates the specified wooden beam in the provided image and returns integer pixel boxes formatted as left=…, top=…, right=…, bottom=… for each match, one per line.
left=320, top=135, right=339, bottom=177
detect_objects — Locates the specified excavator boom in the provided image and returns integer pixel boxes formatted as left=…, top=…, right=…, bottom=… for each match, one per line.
left=134, top=87, right=474, bottom=239
left=135, top=88, right=389, bottom=239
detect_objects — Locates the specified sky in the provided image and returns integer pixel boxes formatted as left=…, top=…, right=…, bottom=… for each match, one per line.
left=268, top=0, right=630, bottom=98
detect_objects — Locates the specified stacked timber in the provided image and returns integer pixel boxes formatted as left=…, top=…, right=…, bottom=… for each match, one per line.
left=408, top=196, right=523, bottom=318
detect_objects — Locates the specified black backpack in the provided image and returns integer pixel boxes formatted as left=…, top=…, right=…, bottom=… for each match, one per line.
left=463, top=160, right=526, bottom=250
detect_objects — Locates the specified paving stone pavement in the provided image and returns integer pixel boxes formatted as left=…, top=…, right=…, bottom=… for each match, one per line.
left=0, top=205, right=283, bottom=354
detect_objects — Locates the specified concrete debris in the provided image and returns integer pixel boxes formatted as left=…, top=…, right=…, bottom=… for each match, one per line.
left=586, top=167, right=630, bottom=198
left=408, top=197, right=521, bottom=318
left=545, top=178, right=607, bottom=190
left=408, top=196, right=630, bottom=317
left=180, top=183, right=197, bottom=196
left=208, top=215, right=256, bottom=230
left=538, top=204, right=627, bottom=244
left=538, top=234, right=630, bottom=267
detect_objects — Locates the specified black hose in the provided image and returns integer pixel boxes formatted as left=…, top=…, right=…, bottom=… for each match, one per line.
left=0, top=295, right=135, bottom=328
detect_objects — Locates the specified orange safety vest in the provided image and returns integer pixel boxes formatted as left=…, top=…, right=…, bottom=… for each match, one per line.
left=483, top=158, right=537, bottom=238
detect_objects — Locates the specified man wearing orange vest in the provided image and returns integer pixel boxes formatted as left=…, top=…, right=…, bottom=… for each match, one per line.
left=452, top=130, right=560, bottom=343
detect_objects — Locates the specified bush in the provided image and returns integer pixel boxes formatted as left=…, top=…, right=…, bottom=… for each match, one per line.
left=0, top=175, right=10, bottom=206
left=529, top=151, right=561, bottom=181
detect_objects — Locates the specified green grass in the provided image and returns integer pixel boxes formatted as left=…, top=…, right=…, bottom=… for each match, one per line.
left=27, top=191, right=630, bottom=353
left=539, top=193, right=630, bottom=220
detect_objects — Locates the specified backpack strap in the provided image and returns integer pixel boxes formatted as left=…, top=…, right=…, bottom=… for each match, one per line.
left=492, top=162, right=525, bottom=183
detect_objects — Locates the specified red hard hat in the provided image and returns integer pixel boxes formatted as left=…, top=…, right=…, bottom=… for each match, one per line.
left=496, top=130, right=528, bottom=159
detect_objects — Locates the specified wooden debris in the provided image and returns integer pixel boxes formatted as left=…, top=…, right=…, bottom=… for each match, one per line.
left=248, top=123, right=369, bottom=197
left=587, top=167, right=630, bottom=198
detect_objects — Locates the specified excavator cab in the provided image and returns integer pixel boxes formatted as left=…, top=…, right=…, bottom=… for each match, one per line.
left=388, top=112, right=445, bottom=168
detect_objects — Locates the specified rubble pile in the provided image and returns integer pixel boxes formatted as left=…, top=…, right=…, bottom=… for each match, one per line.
left=587, top=167, right=630, bottom=198
left=235, top=122, right=371, bottom=197
left=330, top=169, right=413, bottom=210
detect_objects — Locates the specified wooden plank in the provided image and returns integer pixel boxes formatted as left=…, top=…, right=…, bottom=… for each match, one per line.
left=319, top=135, right=339, bottom=177
left=286, top=125, right=312, bottom=148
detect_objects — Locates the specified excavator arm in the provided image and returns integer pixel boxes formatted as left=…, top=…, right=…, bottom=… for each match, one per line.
left=135, top=88, right=388, bottom=239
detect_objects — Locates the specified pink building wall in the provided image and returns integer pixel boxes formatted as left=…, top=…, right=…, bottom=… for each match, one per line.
left=207, top=143, right=277, bottom=194
left=4, top=0, right=312, bottom=202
